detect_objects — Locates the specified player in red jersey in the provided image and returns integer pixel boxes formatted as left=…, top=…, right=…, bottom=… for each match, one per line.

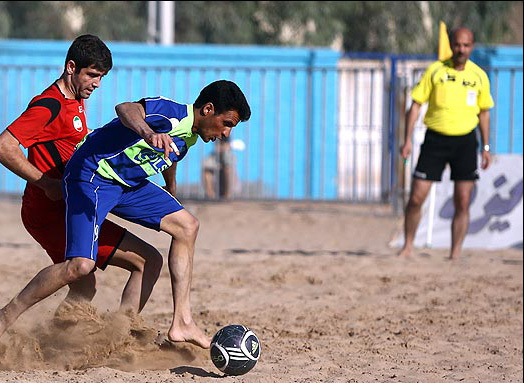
left=0, top=35, right=163, bottom=332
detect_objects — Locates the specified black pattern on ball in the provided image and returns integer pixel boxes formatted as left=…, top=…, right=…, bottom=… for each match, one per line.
left=210, top=324, right=261, bottom=376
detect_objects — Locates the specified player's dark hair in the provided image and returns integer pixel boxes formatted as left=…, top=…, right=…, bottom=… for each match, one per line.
left=65, top=34, right=113, bottom=74
left=194, top=80, right=251, bottom=122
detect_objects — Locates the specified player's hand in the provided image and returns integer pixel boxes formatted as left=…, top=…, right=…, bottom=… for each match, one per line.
left=144, top=132, right=180, bottom=160
left=42, top=178, right=63, bottom=201
left=481, top=150, right=492, bottom=170
left=400, top=141, right=412, bottom=159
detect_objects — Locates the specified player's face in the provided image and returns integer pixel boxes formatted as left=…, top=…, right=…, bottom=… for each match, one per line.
left=196, top=105, right=240, bottom=143
left=71, top=64, right=107, bottom=99
left=451, top=30, right=474, bottom=66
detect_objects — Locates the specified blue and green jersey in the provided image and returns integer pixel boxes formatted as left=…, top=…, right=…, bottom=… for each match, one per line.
left=68, top=97, right=198, bottom=186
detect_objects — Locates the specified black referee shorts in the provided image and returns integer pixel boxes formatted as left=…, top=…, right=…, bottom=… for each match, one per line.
left=413, top=129, right=479, bottom=182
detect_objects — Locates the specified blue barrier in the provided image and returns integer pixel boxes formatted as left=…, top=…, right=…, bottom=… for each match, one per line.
left=0, top=39, right=340, bottom=199
left=472, top=45, right=523, bottom=154
left=0, top=39, right=521, bottom=201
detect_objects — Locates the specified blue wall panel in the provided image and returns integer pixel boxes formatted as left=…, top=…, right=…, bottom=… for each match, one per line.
left=1, top=39, right=520, bottom=199
left=472, top=45, right=523, bottom=154
left=0, top=39, right=340, bottom=199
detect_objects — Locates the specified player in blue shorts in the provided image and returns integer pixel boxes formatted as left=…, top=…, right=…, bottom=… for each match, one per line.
left=0, top=80, right=251, bottom=348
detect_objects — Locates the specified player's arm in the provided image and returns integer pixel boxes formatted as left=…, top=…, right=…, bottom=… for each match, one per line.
left=478, top=109, right=491, bottom=170
left=115, top=101, right=179, bottom=159
left=401, top=63, right=435, bottom=159
left=0, top=129, right=62, bottom=200
left=401, top=101, right=422, bottom=159
left=162, top=162, right=177, bottom=196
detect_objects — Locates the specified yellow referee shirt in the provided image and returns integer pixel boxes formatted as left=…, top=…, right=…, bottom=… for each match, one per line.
left=411, top=59, right=495, bottom=136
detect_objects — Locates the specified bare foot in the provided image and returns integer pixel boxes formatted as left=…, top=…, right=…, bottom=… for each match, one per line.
left=167, top=321, right=211, bottom=349
left=397, top=246, right=413, bottom=258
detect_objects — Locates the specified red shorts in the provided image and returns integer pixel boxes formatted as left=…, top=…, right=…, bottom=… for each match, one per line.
left=21, top=199, right=126, bottom=270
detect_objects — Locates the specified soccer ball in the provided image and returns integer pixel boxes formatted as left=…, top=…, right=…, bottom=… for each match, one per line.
left=210, top=324, right=261, bottom=376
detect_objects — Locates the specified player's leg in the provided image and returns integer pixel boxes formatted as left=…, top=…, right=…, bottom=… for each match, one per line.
left=219, top=165, right=233, bottom=200
left=398, top=178, right=433, bottom=257
left=203, top=169, right=216, bottom=198
left=22, top=202, right=100, bottom=305
left=159, top=209, right=210, bottom=348
left=63, top=272, right=97, bottom=303
left=202, top=154, right=218, bottom=199
left=450, top=181, right=475, bottom=260
left=111, top=180, right=210, bottom=348
left=449, top=131, right=479, bottom=260
left=0, top=257, right=95, bottom=337
left=399, top=130, right=448, bottom=257
left=106, top=230, right=163, bottom=313
left=53, top=272, right=97, bottom=325
left=2, top=175, right=117, bottom=336
left=31, top=208, right=162, bottom=314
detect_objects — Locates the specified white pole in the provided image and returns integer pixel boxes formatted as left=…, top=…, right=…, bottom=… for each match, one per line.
left=426, top=183, right=436, bottom=247
left=159, top=1, right=175, bottom=45
left=147, top=1, right=157, bottom=44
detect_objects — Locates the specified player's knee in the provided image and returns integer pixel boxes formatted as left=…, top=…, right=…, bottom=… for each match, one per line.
left=454, top=197, right=470, bottom=214
left=183, top=215, right=200, bottom=238
left=65, top=258, right=95, bottom=282
left=408, top=194, right=425, bottom=209
left=162, top=212, right=200, bottom=240
left=172, top=214, right=200, bottom=238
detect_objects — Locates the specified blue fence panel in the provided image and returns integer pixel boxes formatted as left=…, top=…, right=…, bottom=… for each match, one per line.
left=1, top=40, right=520, bottom=201
left=472, top=45, right=523, bottom=155
left=0, top=39, right=340, bottom=200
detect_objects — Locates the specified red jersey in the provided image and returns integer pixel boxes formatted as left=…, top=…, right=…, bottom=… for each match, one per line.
left=7, top=82, right=88, bottom=208
left=7, top=82, right=126, bottom=268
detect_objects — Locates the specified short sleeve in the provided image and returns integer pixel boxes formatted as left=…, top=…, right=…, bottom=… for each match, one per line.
left=140, top=96, right=190, bottom=134
left=144, top=114, right=176, bottom=133
left=7, top=98, right=61, bottom=148
left=411, top=64, right=436, bottom=105
left=478, top=71, right=495, bottom=110
left=140, top=96, right=177, bottom=116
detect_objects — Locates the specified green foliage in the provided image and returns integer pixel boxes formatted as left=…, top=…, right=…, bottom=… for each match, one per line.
left=335, top=1, right=430, bottom=53
left=80, top=2, right=147, bottom=42
left=0, top=1, right=520, bottom=52
left=3, top=1, right=70, bottom=40
left=173, top=1, right=344, bottom=46
left=430, top=1, right=514, bottom=45
left=2, top=1, right=147, bottom=42
left=175, top=1, right=259, bottom=44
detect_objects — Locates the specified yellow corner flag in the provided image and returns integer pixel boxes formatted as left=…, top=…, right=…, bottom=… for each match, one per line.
left=438, top=21, right=453, bottom=61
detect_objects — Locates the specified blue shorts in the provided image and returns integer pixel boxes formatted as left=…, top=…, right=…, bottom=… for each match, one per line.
left=63, top=173, right=183, bottom=262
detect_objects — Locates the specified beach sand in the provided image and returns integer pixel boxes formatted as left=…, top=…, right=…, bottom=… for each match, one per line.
left=0, top=197, right=522, bottom=382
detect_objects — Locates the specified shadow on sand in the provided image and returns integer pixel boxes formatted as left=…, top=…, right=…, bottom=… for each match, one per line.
left=170, top=366, right=223, bottom=378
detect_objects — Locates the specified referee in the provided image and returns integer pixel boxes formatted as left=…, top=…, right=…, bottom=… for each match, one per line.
left=399, top=27, right=494, bottom=260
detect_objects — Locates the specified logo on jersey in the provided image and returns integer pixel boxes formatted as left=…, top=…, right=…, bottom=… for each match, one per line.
left=134, top=149, right=170, bottom=173
left=73, top=116, right=83, bottom=132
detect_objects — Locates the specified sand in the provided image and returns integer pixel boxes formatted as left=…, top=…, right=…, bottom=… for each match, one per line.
left=0, top=196, right=522, bottom=382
